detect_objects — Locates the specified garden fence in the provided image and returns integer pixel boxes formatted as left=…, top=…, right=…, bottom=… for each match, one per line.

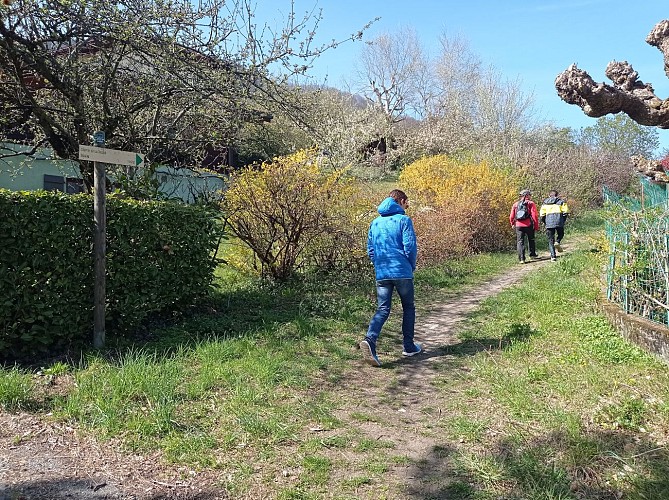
left=603, top=177, right=669, bottom=326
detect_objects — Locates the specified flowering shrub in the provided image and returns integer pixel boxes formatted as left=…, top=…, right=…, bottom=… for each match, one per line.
left=400, top=154, right=518, bottom=264
left=222, top=150, right=369, bottom=280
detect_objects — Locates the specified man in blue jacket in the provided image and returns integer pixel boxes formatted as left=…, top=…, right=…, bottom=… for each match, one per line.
left=360, top=189, right=422, bottom=366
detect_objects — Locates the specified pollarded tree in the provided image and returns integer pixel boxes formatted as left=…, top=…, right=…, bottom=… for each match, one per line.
left=555, top=20, right=669, bottom=129
left=555, top=19, right=669, bottom=180
left=0, top=0, right=372, bottom=189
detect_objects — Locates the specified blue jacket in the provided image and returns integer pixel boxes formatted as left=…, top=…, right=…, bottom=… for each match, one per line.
left=367, top=197, right=417, bottom=280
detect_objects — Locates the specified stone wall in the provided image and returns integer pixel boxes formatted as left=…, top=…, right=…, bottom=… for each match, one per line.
left=600, top=299, right=669, bottom=364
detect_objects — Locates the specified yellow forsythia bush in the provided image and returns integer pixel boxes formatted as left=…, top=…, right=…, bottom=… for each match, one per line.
left=222, top=149, right=369, bottom=280
left=400, top=155, right=519, bottom=264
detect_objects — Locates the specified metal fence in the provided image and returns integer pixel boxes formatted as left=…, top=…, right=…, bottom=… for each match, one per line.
left=603, top=178, right=669, bottom=326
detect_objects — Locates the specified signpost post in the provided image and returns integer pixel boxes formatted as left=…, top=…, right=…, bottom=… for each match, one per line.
left=79, top=140, right=145, bottom=349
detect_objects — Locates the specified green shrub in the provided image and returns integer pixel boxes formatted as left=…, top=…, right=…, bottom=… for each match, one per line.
left=0, top=189, right=220, bottom=359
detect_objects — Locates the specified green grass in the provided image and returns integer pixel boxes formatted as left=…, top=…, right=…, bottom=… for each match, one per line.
left=0, top=366, right=35, bottom=411
left=3, top=216, right=669, bottom=498
left=443, top=247, right=669, bottom=498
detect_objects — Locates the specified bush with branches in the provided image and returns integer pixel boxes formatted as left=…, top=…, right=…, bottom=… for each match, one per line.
left=222, top=150, right=370, bottom=281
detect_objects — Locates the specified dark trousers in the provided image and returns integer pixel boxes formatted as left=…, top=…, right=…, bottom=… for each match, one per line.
left=516, top=226, right=536, bottom=261
left=546, top=227, right=565, bottom=258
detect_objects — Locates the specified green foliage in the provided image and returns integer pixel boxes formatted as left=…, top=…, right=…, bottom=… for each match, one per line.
left=0, top=366, right=35, bottom=411
left=0, top=190, right=93, bottom=357
left=580, top=115, right=659, bottom=158
left=0, top=189, right=220, bottom=359
left=105, top=197, right=220, bottom=332
left=42, top=361, right=70, bottom=376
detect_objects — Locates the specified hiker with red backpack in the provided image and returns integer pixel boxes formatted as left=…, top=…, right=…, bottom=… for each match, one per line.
left=509, top=189, right=540, bottom=264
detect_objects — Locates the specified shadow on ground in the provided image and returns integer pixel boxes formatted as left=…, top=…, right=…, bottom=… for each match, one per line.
left=1, top=478, right=228, bottom=500
left=403, top=426, right=669, bottom=499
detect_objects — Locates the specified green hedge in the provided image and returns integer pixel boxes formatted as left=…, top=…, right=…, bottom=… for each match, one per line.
left=0, top=190, right=220, bottom=359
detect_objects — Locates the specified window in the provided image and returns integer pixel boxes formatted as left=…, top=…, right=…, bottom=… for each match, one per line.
left=43, top=174, right=84, bottom=193
left=43, top=174, right=64, bottom=191
left=65, top=177, right=85, bottom=193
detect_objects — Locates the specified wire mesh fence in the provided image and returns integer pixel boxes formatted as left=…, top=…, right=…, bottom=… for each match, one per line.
left=603, top=178, right=669, bottom=326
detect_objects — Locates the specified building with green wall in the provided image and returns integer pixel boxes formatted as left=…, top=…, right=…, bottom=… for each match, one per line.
left=0, top=142, right=226, bottom=202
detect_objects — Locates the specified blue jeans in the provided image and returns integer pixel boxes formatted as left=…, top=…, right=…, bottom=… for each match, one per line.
left=366, top=278, right=415, bottom=352
left=546, top=227, right=565, bottom=258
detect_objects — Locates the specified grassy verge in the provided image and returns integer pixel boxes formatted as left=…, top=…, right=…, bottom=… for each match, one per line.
left=438, top=240, right=669, bottom=499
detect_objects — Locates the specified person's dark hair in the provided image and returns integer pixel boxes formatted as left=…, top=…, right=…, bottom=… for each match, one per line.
left=549, top=190, right=558, bottom=197
left=389, top=189, right=408, bottom=203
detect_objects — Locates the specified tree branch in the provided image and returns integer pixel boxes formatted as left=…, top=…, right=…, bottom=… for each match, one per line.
left=555, top=19, right=669, bottom=128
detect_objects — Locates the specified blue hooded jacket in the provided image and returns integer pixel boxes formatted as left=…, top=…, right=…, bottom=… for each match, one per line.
left=367, top=197, right=417, bottom=280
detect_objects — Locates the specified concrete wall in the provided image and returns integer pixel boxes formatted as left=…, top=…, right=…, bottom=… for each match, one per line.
left=600, top=299, right=669, bottom=364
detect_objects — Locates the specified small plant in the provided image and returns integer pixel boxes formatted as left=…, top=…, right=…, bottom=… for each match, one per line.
left=575, top=316, right=647, bottom=364
left=503, top=323, right=536, bottom=345
left=595, top=396, right=648, bottom=431
left=0, top=366, right=35, bottom=411
left=42, top=361, right=70, bottom=376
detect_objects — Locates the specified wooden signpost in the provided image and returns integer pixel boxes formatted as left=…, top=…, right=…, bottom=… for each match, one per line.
left=79, top=138, right=145, bottom=348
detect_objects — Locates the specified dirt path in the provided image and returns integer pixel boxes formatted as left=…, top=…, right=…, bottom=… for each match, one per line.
left=329, top=255, right=557, bottom=498
left=0, top=255, right=558, bottom=500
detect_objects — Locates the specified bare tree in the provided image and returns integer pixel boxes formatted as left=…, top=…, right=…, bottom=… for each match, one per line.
left=400, top=33, right=537, bottom=158
left=355, top=27, right=427, bottom=122
left=0, top=0, right=373, bottom=189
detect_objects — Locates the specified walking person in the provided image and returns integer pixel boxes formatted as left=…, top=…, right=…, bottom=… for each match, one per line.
left=509, top=189, right=539, bottom=264
left=360, top=189, right=422, bottom=366
left=540, top=190, right=570, bottom=261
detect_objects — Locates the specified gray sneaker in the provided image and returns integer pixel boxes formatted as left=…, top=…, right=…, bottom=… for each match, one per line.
left=360, top=339, right=381, bottom=366
left=555, top=242, right=563, bottom=252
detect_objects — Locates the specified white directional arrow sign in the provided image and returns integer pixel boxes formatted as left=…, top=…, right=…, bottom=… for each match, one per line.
left=79, top=145, right=145, bottom=168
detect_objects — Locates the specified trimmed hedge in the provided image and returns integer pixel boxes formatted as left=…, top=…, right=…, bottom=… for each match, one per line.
left=0, top=189, right=220, bottom=359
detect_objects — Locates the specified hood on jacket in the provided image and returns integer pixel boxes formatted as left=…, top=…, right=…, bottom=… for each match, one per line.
left=377, top=197, right=405, bottom=216
left=543, top=196, right=560, bottom=204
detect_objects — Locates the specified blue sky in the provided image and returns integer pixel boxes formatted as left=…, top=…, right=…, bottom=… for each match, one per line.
left=259, top=0, right=669, bottom=149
